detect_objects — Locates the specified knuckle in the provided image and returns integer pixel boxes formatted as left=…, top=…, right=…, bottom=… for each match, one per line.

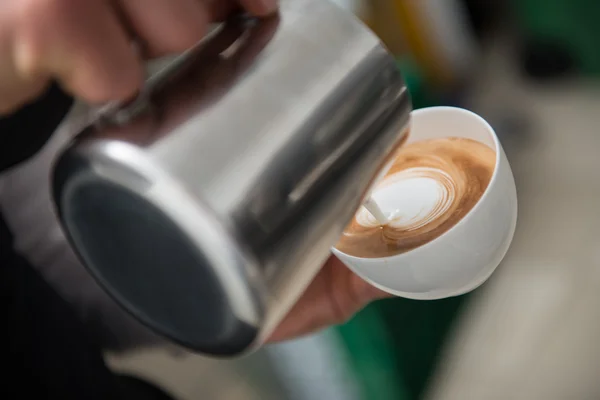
left=23, top=78, right=50, bottom=101
left=86, top=86, right=134, bottom=104
left=167, top=13, right=208, bottom=53
left=163, top=31, right=204, bottom=55
left=0, top=79, right=49, bottom=115
left=85, top=68, right=143, bottom=104
left=108, top=68, right=144, bottom=100
left=0, top=102, right=17, bottom=116
left=13, top=0, right=68, bottom=75
left=330, top=272, right=370, bottom=325
left=0, top=97, right=26, bottom=115
left=328, top=286, right=356, bottom=326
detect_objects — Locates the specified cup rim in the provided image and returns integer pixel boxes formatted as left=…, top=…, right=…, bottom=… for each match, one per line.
left=332, top=106, right=502, bottom=262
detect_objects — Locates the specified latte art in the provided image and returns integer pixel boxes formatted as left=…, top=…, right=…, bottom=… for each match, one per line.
left=356, top=167, right=456, bottom=230
left=336, top=137, right=496, bottom=258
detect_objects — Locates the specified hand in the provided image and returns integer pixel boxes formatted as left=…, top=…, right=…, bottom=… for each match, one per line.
left=268, top=256, right=392, bottom=342
left=0, top=0, right=278, bottom=114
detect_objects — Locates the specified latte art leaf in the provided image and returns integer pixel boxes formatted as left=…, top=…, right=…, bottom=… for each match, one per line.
left=336, top=137, right=496, bottom=258
left=386, top=167, right=455, bottom=231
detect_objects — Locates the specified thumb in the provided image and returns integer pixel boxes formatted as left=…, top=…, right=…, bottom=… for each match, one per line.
left=268, top=256, right=391, bottom=343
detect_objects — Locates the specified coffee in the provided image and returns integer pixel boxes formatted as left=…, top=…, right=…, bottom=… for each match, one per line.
left=335, top=137, right=496, bottom=258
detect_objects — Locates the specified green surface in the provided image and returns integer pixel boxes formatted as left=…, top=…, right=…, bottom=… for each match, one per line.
left=337, top=295, right=468, bottom=400
left=512, top=0, right=600, bottom=75
left=397, top=58, right=437, bottom=109
left=337, top=305, right=410, bottom=400
left=378, top=296, right=467, bottom=399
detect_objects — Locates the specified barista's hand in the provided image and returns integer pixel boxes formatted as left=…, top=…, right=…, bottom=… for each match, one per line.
left=0, top=0, right=277, bottom=115
left=269, top=256, right=392, bottom=342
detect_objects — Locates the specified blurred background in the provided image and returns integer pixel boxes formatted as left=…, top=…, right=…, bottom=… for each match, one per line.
left=109, top=1, right=600, bottom=398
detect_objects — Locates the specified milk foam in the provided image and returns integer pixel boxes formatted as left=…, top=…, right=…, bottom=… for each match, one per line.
left=336, top=137, right=496, bottom=258
left=356, top=167, right=455, bottom=230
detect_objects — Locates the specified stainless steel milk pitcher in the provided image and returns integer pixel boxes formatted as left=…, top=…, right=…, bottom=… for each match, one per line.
left=52, top=0, right=412, bottom=356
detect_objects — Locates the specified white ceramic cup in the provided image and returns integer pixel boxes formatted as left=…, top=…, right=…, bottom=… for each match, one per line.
left=332, top=106, right=518, bottom=300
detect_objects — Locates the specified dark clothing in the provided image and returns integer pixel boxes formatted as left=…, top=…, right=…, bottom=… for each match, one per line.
left=0, top=86, right=133, bottom=398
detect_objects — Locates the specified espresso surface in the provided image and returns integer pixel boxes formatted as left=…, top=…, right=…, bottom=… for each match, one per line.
left=336, top=137, right=496, bottom=258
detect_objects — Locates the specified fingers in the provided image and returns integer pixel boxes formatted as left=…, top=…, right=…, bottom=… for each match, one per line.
left=1, top=0, right=280, bottom=113
left=0, top=73, right=49, bottom=115
left=116, top=0, right=278, bottom=58
left=205, top=0, right=240, bottom=22
left=206, top=0, right=278, bottom=21
left=116, top=0, right=210, bottom=58
left=14, top=0, right=143, bottom=104
left=238, top=0, right=279, bottom=16
left=268, top=257, right=391, bottom=343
